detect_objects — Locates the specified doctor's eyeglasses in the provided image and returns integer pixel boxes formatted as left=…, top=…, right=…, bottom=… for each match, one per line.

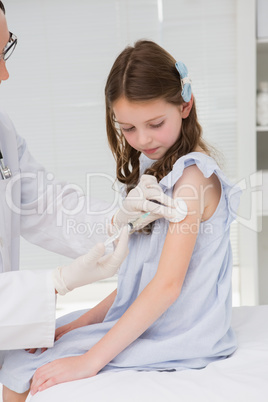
left=0, top=32, right=17, bottom=62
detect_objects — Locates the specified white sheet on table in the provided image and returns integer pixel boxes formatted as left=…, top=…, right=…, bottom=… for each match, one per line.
left=17, top=305, right=268, bottom=402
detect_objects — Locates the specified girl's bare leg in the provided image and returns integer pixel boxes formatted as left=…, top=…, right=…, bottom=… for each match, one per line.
left=2, top=386, right=29, bottom=402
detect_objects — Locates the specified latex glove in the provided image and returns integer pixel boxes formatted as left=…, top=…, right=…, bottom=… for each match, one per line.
left=52, top=226, right=129, bottom=295
left=112, top=174, right=187, bottom=231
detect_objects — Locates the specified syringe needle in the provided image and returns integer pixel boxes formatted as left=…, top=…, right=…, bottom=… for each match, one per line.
left=104, top=212, right=151, bottom=246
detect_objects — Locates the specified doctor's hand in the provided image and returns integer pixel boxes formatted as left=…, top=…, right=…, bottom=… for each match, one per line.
left=52, top=226, right=129, bottom=295
left=112, top=174, right=185, bottom=231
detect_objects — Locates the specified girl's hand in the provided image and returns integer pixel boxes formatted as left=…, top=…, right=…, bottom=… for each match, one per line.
left=30, top=355, right=97, bottom=395
left=25, top=319, right=87, bottom=354
left=55, top=321, right=80, bottom=341
left=25, top=347, right=47, bottom=354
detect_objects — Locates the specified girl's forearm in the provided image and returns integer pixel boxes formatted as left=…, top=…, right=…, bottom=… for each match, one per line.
left=84, top=278, right=179, bottom=373
left=76, top=289, right=117, bottom=326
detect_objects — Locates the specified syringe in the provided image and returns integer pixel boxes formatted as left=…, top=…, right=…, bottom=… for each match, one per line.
left=104, top=212, right=150, bottom=247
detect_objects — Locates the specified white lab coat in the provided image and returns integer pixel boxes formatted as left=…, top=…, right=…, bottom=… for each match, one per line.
left=0, top=109, right=114, bottom=351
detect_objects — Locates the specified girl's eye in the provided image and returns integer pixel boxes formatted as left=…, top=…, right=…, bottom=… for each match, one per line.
left=150, top=121, right=164, bottom=129
left=121, top=126, right=135, bottom=133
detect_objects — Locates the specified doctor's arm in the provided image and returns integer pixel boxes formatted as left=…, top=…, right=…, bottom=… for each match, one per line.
left=30, top=166, right=205, bottom=393
left=16, top=134, right=114, bottom=258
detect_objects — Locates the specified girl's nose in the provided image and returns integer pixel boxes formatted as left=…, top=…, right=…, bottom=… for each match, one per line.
left=0, top=60, right=9, bottom=81
left=138, top=130, right=153, bottom=146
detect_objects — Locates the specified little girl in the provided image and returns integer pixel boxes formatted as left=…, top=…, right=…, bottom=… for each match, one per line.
left=1, top=40, right=241, bottom=401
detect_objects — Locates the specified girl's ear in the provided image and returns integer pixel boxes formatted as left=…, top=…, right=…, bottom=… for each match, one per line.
left=181, top=94, right=194, bottom=119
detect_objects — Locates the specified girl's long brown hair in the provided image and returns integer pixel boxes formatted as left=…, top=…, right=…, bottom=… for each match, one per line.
left=0, top=1, right=5, bottom=14
left=105, top=40, right=210, bottom=193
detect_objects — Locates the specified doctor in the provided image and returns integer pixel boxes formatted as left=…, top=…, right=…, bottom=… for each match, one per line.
left=0, top=1, right=177, bottom=353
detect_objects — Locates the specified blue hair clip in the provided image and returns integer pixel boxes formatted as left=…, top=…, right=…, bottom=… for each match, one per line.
left=175, top=61, right=192, bottom=102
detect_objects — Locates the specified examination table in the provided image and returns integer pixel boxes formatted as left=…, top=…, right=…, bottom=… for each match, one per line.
left=1, top=305, right=267, bottom=402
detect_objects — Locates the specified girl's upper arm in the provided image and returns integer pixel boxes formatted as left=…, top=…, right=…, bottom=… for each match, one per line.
left=154, top=165, right=210, bottom=295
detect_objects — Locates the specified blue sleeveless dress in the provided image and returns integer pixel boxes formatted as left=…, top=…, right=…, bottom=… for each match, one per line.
left=0, top=152, right=241, bottom=393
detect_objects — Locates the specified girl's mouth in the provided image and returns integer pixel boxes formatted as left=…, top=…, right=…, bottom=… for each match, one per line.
left=143, top=147, right=159, bottom=155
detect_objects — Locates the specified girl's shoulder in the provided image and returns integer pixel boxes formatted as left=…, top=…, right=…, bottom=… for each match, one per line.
left=172, top=156, right=222, bottom=223
left=159, top=150, right=242, bottom=227
left=175, top=163, right=221, bottom=222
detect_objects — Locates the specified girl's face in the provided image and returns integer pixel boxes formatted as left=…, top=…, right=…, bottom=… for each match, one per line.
left=0, top=10, right=10, bottom=83
left=113, top=97, right=184, bottom=160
